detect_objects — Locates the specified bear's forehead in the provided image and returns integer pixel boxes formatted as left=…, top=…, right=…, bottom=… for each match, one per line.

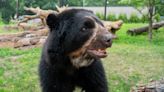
left=57, top=9, right=104, bottom=26
left=58, top=9, right=95, bottom=20
left=60, top=9, right=92, bottom=16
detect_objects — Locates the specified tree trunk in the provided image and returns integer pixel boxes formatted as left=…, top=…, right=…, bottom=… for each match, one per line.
left=148, top=17, right=153, bottom=42
left=148, top=0, right=155, bottom=42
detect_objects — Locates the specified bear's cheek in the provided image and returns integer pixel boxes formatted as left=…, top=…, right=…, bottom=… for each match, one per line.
left=68, top=29, right=96, bottom=58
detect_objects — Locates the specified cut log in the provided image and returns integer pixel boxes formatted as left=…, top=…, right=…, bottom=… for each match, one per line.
left=103, top=20, right=123, bottom=38
left=127, top=21, right=164, bottom=36
left=103, top=20, right=123, bottom=34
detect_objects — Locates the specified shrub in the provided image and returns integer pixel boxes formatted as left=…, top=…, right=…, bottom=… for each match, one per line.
left=118, top=13, right=128, bottom=23
left=129, top=13, right=140, bottom=23
left=141, top=14, right=149, bottom=23
left=96, top=12, right=104, bottom=20
left=154, top=13, right=160, bottom=22
left=107, top=13, right=117, bottom=21
left=0, top=14, right=3, bottom=24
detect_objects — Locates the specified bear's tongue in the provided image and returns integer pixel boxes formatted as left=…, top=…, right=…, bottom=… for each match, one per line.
left=87, top=48, right=107, bottom=58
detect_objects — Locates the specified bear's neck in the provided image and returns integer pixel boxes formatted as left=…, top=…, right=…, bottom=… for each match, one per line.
left=70, top=53, right=94, bottom=68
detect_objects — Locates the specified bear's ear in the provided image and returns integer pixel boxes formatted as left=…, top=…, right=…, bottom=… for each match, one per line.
left=46, top=13, right=58, bottom=28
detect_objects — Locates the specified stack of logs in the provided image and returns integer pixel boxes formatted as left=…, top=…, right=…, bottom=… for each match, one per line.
left=0, top=28, right=48, bottom=49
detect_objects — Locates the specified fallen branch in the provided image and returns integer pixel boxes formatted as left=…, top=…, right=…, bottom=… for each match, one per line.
left=18, top=15, right=40, bottom=23
left=127, top=21, right=164, bottom=36
left=18, top=6, right=67, bottom=25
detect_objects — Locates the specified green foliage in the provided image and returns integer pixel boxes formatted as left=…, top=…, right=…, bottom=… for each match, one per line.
left=119, top=0, right=150, bottom=7
left=68, top=0, right=83, bottom=6
left=0, top=0, right=15, bottom=24
left=0, top=0, right=58, bottom=23
left=155, top=0, right=164, bottom=16
left=129, top=13, right=140, bottom=23
left=96, top=12, right=151, bottom=23
left=62, top=0, right=108, bottom=7
left=107, top=0, right=122, bottom=6
left=119, top=0, right=164, bottom=18
left=68, top=0, right=104, bottom=6
left=0, top=14, right=3, bottom=25
left=141, top=15, right=149, bottom=23
left=24, top=0, right=58, bottom=10
left=154, top=13, right=160, bottom=22
left=96, top=12, right=104, bottom=20
left=118, top=13, right=128, bottom=23
left=107, top=13, right=117, bottom=21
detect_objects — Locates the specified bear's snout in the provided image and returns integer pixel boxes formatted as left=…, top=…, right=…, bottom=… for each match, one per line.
left=96, top=26, right=114, bottom=48
left=101, top=31, right=114, bottom=47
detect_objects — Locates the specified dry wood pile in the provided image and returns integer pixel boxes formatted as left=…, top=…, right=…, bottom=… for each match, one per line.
left=0, top=28, right=48, bottom=49
left=1, top=6, right=123, bottom=49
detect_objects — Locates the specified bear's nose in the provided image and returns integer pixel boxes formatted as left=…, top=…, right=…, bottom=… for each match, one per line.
left=103, top=34, right=112, bottom=42
left=102, top=33, right=115, bottom=47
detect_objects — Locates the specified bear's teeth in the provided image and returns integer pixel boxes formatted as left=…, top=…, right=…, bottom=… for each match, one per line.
left=98, top=49, right=102, bottom=52
left=97, top=49, right=106, bottom=52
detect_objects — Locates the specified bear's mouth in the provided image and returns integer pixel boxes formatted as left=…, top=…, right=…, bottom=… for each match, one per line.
left=86, top=40, right=112, bottom=58
left=87, top=48, right=107, bottom=58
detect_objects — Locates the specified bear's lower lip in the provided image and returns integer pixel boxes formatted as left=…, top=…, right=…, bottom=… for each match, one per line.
left=87, top=49, right=108, bottom=58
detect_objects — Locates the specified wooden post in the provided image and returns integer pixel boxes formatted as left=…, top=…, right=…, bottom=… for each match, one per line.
left=16, top=0, right=19, bottom=19
left=104, top=0, right=107, bottom=20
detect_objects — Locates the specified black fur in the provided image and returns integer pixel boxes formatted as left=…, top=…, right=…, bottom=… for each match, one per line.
left=39, top=9, right=108, bottom=92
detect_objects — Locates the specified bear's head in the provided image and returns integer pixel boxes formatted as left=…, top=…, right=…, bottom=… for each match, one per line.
left=46, top=9, right=115, bottom=67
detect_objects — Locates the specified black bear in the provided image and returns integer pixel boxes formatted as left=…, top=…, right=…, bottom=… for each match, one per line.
left=39, top=9, right=114, bottom=92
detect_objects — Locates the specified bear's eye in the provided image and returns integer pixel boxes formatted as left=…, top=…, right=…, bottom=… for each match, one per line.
left=81, top=18, right=95, bottom=32
left=81, top=27, right=87, bottom=32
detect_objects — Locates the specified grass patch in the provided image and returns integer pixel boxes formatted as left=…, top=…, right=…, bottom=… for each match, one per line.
left=0, top=23, right=164, bottom=92
left=104, top=23, right=164, bottom=91
left=0, top=24, right=19, bottom=34
left=0, top=48, right=41, bottom=92
left=0, top=30, right=18, bottom=34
